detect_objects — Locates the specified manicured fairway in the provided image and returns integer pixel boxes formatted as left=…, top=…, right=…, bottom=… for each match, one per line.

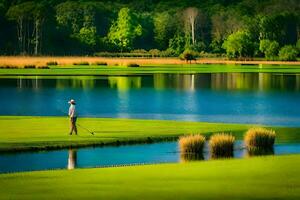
left=0, top=116, right=299, bottom=151
left=0, top=154, right=299, bottom=200
left=1, top=64, right=300, bottom=76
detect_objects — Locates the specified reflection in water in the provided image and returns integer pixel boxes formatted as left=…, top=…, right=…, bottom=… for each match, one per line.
left=108, top=76, right=141, bottom=91
left=67, top=149, right=77, bottom=170
left=246, top=147, right=274, bottom=157
left=1, top=73, right=300, bottom=126
left=3, top=73, right=299, bottom=91
left=1, top=142, right=300, bottom=173
left=180, top=153, right=204, bottom=163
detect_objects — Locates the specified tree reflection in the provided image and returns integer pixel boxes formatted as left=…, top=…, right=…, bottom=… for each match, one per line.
left=108, top=76, right=141, bottom=91
left=5, top=73, right=300, bottom=91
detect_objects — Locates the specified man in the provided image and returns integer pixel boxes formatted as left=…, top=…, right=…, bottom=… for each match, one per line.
left=68, top=99, right=77, bottom=135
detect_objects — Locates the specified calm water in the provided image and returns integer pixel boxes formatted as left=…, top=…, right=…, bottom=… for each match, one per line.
left=0, top=73, right=300, bottom=126
left=1, top=141, right=300, bottom=173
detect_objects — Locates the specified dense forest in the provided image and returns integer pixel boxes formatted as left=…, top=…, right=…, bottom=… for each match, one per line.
left=0, top=0, right=299, bottom=59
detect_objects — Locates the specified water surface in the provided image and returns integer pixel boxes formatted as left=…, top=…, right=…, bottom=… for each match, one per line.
left=0, top=141, right=299, bottom=173
left=0, top=73, right=300, bottom=126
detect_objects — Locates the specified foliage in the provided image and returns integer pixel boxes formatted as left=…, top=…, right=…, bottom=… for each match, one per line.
left=153, top=11, right=175, bottom=49
left=259, top=40, right=279, bottom=60
left=180, top=49, right=198, bottom=63
left=76, top=26, right=97, bottom=47
left=278, top=45, right=298, bottom=61
left=222, top=30, right=255, bottom=59
left=296, top=39, right=300, bottom=53
left=258, top=13, right=298, bottom=46
left=0, top=0, right=299, bottom=56
left=168, top=34, right=186, bottom=56
left=107, top=7, right=142, bottom=51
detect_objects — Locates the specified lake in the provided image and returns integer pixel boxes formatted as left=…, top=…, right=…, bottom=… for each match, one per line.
left=1, top=141, right=300, bottom=173
left=0, top=73, right=300, bottom=126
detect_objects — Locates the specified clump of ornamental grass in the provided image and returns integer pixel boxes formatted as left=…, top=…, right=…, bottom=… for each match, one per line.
left=244, top=127, right=276, bottom=150
left=179, top=134, right=205, bottom=154
left=209, top=133, right=235, bottom=158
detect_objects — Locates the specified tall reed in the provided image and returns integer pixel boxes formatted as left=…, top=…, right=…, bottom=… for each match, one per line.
left=209, top=133, right=235, bottom=158
left=244, top=127, right=276, bottom=149
left=179, top=134, right=205, bottom=154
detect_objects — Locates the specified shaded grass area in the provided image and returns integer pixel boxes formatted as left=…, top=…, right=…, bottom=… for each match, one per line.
left=0, top=116, right=299, bottom=152
left=1, top=64, right=300, bottom=76
left=0, top=154, right=299, bottom=200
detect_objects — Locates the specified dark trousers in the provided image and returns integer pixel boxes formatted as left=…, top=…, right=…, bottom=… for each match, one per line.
left=70, top=117, right=77, bottom=135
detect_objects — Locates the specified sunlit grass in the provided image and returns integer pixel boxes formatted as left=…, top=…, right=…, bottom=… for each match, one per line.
left=0, top=155, right=299, bottom=200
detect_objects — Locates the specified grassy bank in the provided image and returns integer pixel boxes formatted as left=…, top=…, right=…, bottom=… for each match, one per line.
left=0, top=116, right=299, bottom=152
left=0, top=154, right=299, bottom=199
left=1, top=64, right=300, bottom=76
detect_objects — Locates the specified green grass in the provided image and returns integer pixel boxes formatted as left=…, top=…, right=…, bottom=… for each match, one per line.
left=1, top=64, right=300, bottom=75
left=0, top=154, right=299, bottom=199
left=0, top=116, right=300, bottom=152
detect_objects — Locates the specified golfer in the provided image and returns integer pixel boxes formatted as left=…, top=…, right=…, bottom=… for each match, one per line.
left=68, top=99, right=77, bottom=135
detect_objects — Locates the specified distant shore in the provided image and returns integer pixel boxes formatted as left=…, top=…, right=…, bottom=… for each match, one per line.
left=0, top=56, right=300, bottom=67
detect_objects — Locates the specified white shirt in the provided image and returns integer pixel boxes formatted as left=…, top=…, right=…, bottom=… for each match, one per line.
left=68, top=104, right=76, bottom=117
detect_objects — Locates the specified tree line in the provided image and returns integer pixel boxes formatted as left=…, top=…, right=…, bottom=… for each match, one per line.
left=0, top=0, right=299, bottom=60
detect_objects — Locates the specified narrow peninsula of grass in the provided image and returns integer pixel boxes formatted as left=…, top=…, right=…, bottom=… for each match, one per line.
left=0, top=116, right=300, bottom=152
left=0, top=154, right=299, bottom=200
left=1, top=63, right=300, bottom=76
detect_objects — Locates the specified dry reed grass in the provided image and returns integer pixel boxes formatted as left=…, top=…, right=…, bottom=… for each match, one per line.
left=209, top=133, right=235, bottom=158
left=244, top=127, right=276, bottom=149
left=0, top=56, right=298, bottom=67
left=179, top=134, right=205, bottom=154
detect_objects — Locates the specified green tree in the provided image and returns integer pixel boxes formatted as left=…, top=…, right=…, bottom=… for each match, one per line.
left=153, top=11, right=175, bottom=49
left=107, top=7, right=142, bottom=51
left=222, top=30, right=255, bottom=59
left=278, top=45, right=298, bottom=61
left=296, top=39, right=300, bottom=53
left=168, top=34, right=186, bottom=56
left=210, top=8, right=245, bottom=53
left=56, top=2, right=83, bottom=34
left=6, top=1, right=35, bottom=54
left=77, top=26, right=97, bottom=47
left=259, top=40, right=279, bottom=60
left=258, top=13, right=298, bottom=46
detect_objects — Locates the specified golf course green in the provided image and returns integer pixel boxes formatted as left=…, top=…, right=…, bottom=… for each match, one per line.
left=1, top=64, right=300, bottom=76
left=0, top=154, right=299, bottom=199
left=0, top=116, right=300, bottom=152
